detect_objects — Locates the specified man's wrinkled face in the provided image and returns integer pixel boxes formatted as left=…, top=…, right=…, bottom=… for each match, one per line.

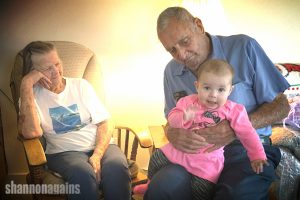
left=158, top=18, right=210, bottom=73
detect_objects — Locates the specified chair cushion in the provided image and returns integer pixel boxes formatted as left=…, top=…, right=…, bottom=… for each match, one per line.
left=275, top=147, right=300, bottom=200
left=43, top=171, right=65, bottom=185
left=128, top=159, right=139, bottom=179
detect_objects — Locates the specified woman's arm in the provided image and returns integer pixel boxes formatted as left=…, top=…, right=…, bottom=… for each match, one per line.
left=89, top=120, right=112, bottom=182
left=18, top=70, right=50, bottom=138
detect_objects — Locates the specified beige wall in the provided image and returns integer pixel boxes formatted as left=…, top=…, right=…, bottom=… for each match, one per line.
left=0, top=0, right=299, bottom=174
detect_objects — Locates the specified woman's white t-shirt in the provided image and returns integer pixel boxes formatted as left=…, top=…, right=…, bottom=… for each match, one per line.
left=33, top=77, right=110, bottom=154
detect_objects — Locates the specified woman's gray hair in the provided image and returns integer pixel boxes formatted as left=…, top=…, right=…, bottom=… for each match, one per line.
left=22, top=41, right=56, bottom=76
left=157, top=7, right=195, bottom=34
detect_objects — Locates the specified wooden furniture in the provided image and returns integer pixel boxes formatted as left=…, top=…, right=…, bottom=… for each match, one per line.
left=148, top=126, right=168, bottom=150
left=0, top=107, right=8, bottom=196
left=10, top=41, right=153, bottom=200
left=114, top=126, right=151, bottom=186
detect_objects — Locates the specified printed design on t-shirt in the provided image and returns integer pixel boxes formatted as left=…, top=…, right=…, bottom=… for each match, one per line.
left=203, top=111, right=221, bottom=123
left=49, top=104, right=87, bottom=134
left=191, top=110, right=221, bottom=128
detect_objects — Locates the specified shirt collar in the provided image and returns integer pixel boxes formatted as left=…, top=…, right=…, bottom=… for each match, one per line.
left=175, top=65, right=189, bottom=76
left=209, top=33, right=227, bottom=60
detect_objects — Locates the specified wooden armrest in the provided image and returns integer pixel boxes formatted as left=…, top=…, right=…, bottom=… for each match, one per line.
left=148, top=125, right=169, bottom=149
left=115, top=126, right=153, bottom=148
left=271, top=126, right=300, bottom=144
left=271, top=126, right=300, bottom=160
left=271, top=126, right=295, bottom=143
left=18, top=135, right=47, bottom=166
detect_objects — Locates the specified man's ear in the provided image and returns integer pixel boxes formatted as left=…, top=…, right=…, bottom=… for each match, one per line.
left=194, top=18, right=205, bottom=33
left=229, top=85, right=234, bottom=94
left=194, top=81, right=198, bottom=89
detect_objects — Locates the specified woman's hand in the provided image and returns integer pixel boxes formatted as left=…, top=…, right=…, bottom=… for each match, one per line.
left=89, top=153, right=101, bottom=183
left=22, top=69, right=52, bottom=89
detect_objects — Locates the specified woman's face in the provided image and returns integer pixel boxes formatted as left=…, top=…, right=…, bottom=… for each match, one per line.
left=31, top=50, right=63, bottom=89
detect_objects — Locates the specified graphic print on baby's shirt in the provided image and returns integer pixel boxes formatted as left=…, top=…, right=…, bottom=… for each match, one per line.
left=191, top=110, right=221, bottom=129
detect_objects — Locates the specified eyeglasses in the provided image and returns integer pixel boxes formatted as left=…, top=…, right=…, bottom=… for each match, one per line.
left=32, top=62, right=61, bottom=72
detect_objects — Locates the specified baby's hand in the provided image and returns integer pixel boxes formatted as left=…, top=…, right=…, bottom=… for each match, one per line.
left=183, top=105, right=199, bottom=121
left=251, top=159, right=269, bottom=174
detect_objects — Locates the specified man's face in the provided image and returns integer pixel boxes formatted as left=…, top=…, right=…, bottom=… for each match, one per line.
left=158, top=18, right=211, bottom=73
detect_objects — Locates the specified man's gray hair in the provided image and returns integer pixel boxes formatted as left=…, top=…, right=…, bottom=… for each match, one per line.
left=157, top=7, right=195, bottom=34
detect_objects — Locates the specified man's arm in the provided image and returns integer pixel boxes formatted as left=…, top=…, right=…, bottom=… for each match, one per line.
left=89, top=120, right=112, bottom=182
left=165, top=123, right=208, bottom=154
left=249, top=93, right=290, bottom=129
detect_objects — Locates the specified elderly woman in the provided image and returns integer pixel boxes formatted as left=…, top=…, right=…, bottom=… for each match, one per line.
left=18, top=41, right=131, bottom=200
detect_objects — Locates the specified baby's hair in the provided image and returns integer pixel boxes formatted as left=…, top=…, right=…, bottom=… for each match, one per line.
left=196, top=59, right=234, bottom=82
left=22, top=41, right=56, bottom=76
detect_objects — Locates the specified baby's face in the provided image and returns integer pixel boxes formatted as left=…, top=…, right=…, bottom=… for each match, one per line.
left=195, top=71, right=232, bottom=109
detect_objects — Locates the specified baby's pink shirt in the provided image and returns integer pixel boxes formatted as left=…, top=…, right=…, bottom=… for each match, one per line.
left=162, top=94, right=266, bottom=183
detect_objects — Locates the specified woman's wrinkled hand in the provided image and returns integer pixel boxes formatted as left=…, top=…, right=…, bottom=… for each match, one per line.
left=22, top=69, right=52, bottom=89
left=89, top=154, right=101, bottom=183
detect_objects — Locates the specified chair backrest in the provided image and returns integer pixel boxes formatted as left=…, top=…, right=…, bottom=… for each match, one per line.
left=10, top=41, right=105, bottom=114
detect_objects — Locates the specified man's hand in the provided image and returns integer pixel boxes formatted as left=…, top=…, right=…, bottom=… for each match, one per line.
left=195, top=120, right=235, bottom=153
left=166, top=126, right=209, bottom=153
left=89, top=154, right=101, bottom=183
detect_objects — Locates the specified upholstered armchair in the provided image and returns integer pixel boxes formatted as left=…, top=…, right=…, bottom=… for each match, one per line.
left=10, top=41, right=152, bottom=200
left=269, top=125, right=300, bottom=200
